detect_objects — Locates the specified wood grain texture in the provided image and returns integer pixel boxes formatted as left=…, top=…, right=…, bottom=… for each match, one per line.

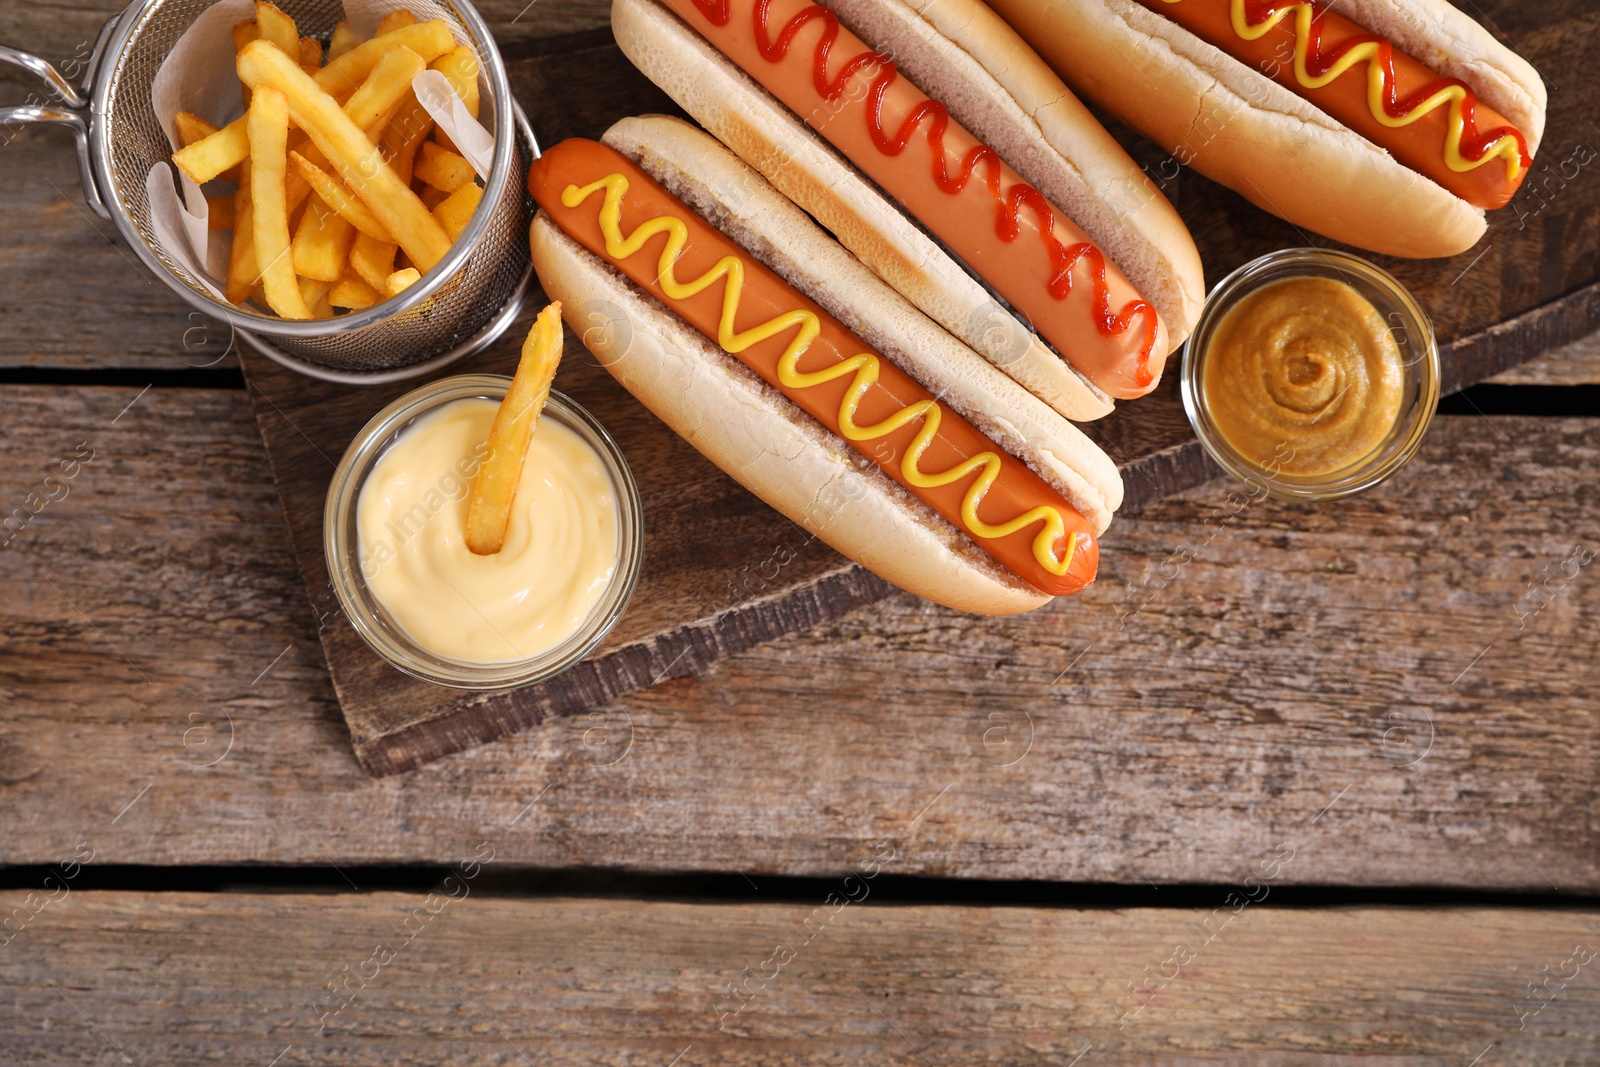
left=2, top=383, right=1596, bottom=888
left=1, top=0, right=1596, bottom=378
left=1491, top=331, right=1600, bottom=385
left=242, top=323, right=890, bottom=777
left=246, top=11, right=1600, bottom=774
left=0, top=127, right=236, bottom=370
left=2, top=892, right=1598, bottom=1064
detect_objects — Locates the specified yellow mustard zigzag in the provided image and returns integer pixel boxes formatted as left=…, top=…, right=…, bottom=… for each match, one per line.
left=1164, top=0, right=1524, bottom=179
left=561, top=171, right=1082, bottom=577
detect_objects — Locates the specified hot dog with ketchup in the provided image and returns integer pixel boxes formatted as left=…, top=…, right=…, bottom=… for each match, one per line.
left=612, top=0, right=1206, bottom=417
left=529, top=116, right=1125, bottom=614
left=987, top=0, right=1548, bottom=258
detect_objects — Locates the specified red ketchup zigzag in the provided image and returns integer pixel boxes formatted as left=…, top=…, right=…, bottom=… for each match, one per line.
left=693, top=0, right=1160, bottom=388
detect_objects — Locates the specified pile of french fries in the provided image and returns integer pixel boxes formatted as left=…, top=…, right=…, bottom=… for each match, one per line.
left=170, top=3, right=487, bottom=319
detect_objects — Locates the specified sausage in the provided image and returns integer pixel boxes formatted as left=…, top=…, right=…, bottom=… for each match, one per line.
left=528, top=137, right=1100, bottom=595
left=658, top=0, right=1168, bottom=399
left=1136, top=0, right=1530, bottom=210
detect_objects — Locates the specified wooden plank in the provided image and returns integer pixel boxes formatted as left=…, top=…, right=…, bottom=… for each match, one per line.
left=1491, top=331, right=1600, bottom=385
left=0, top=0, right=1595, bottom=381
left=243, top=9, right=1600, bottom=774
left=241, top=319, right=887, bottom=778
left=1, top=0, right=1596, bottom=408
left=3, top=383, right=1596, bottom=887
left=0, top=128, right=237, bottom=371
left=2, top=892, right=1598, bottom=1062
left=228, top=33, right=843, bottom=777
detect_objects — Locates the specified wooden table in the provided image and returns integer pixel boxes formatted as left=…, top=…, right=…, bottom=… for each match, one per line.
left=3, top=0, right=1599, bottom=1062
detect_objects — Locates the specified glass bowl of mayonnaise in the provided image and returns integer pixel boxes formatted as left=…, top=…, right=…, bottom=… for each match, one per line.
left=1181, top=248, right=1440, bottom=501
left=325, top=374, right=644, bottom=690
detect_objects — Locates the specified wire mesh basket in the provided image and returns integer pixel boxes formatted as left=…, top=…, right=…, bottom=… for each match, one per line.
left=0, top=0, right=535, bottom=381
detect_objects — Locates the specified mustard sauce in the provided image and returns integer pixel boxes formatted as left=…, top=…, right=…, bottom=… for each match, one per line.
left=560, top=171, right=1086, bottom=578
left=1202, top=276, right=1404, bottom=477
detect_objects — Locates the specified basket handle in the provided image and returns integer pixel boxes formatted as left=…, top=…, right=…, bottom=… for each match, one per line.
left=0, top=42, right=109, bottom=219
left=0, top=45, right=87, bottom=109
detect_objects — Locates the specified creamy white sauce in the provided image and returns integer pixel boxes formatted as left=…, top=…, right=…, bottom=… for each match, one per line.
left=357, top=397, right=619, bottom=664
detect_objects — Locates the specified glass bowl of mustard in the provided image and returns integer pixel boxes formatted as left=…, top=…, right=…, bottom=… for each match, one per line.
left=324, top=374, right=645, bottom=691
left=1181, top=248, right=1439, bottom=501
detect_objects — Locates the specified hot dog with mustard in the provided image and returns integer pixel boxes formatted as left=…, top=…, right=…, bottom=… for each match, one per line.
left=529, top=116, right=1125, bottom=614
left=986, top=0, right=1548, bottom=258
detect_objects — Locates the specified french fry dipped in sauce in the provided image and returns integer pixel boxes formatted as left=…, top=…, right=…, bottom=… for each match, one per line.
left=353, top=300, right=623, bottom=662
left=465, top=303, right=565, bottom=555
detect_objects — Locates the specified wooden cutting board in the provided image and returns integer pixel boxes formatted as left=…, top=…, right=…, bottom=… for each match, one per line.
left=241, top=10, right=1600, bottom=776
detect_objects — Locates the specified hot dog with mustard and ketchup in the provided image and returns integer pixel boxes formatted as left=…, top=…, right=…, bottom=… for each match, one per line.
left=986, top=0, right=1548, bottom=258
left=529, top=116, right=1125, bottom=615
left=611, top=0, right=1206, bottom=417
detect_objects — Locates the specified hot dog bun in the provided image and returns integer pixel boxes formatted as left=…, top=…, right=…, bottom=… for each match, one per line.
left=612, top=0, right=1204, bottom=420
left=530, top=115, right=1124, bottom=614
left=986, top=0, right=1548, bottom=259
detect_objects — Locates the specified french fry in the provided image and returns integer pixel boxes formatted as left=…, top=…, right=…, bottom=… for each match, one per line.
left=340, top=45, right=426, bottom=135
left=237, top=41, right=452, bottom=270
left=174, top=23, right=456, bottom=184
left=288, top=191, right=311, bottom=233
left=167, top=15, right=484, bottom=321
left=232, top=19, right=261, bottom=52
left=281, top=136, right=323, bottom=213
left=415, top=142, right=474, bottom=193
left=232, top=19, right=260, bottom=107
left=299, top=276, right=332, bottom=305
left=291, top=196, right=355, bottom=281
left=464, top=303, right=564, bottom=555
left=428, top=46, right=479, bottom=119
left=300, top=276, right=336, bottom=318
left=174, top=111, right=242, bottom=184
left=365, top=107, right=404, bottom=144
left=431, top=181, right=482, bottom=242
left=255, top=2, right=299, bottom=55
left=316, top=20, right=456, bottom=98
left=327, top=21, right=359, bottom=62
left=419, top=184, right=450, bottom=210
left=329, top=274, right=380, bottom=310
left=299, top=35, right=323, bottom=73
left=384, top=267, right=421, bottom=297
left=349, top=232, right=398, bottom=291
left=377, top=9, right=418, bottom=35
left=174, top=111, right=219, bottom=146
left=225, top=167, right=258, bottom=304
left=172, top=121, right=251, bottom=185
left=290, top=152, right=393, bottom=240
left=428, top=45, right=479, bottom=153
left=379, top=92, right=433, bottom=184
left=385, top=136, right=422, bottom=187
left=247, top=85, right=311, bottom=319
left=206, top=194, right=235, bottom=230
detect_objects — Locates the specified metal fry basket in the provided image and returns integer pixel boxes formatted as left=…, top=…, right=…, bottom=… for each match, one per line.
left=1, top=0, right=536, bottom=382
